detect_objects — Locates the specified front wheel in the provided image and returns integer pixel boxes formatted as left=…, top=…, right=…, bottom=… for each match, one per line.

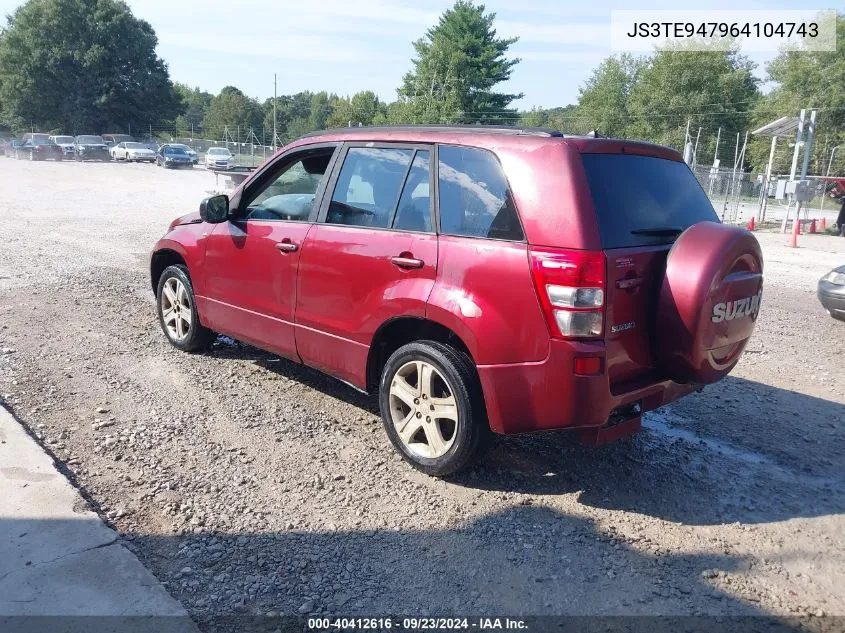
left=379, top=341, right=490, bottom=477
left=156, top=265, right=214, bottom=352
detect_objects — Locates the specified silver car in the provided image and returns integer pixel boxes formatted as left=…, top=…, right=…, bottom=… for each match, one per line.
left=112, top=142, right=156, bottom=163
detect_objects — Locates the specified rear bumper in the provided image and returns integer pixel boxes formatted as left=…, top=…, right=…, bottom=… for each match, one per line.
left=477, top=339, right=698, bottom=435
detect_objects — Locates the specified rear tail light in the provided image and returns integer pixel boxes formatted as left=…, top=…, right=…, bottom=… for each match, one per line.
left=530, top=247, right=605, bottom=339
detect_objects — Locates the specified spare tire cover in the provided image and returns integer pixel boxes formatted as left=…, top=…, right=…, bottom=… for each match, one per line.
left=655, top=221, right=763, bottom=384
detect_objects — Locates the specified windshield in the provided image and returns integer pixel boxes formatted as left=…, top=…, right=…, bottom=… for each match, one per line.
left=171, top=144, right=192, bottom=151
left=165, top=147, right=187, bottom=155
left=125, top=142, right=145, bottom=149
left=77, top=135, right=105, bottom=144
left=34, top=139, right=57, bottom=146
left=208, top=148, right=230, bottom=156
left=53, top=136, right=74, bottom=144
left=581, top=153, right=719, bottom=249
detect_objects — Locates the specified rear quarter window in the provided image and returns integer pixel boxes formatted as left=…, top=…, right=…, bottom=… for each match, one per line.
left=437, top=145, right=524, bottom=241
left=582, top=153, right=718, bottom=249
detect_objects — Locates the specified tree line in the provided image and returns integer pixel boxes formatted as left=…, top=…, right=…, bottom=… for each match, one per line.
left=0, top=0, right=842, bottom=175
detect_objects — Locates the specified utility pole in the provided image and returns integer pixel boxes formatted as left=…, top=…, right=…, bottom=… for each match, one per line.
left=273, top=73, right=277, bottom=152
left=683, top=119, right=693, bottom=164
left=797, top=109, right=817, bottom=221
left=692, top=127, right=702, bottom=170
left=759, top=135, right=778, bottom=221
left=708, top=127, right=721, bottom=197
left=713, top=127, right=721, bottom=165
left=725, top=132, right=740, bottom=221
left=783, top=109, right=806, bottom=233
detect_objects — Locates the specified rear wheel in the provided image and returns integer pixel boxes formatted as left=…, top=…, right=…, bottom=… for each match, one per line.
left=156, top=265, right=214, bottom=352
left=379, top=341, right=490, bottom=477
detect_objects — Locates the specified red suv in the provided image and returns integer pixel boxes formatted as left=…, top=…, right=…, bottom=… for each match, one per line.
left=151, top=126, right=763, bottom=476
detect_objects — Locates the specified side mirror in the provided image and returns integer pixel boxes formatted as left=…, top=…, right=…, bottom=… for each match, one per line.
left=199, top=195, right=229, bottom=223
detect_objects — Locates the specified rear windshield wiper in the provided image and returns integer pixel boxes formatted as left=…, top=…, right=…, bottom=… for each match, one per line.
left=631, top=226, right=684, bottom=237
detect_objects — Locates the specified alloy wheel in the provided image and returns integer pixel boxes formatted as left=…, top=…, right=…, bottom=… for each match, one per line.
left=160, top=277, right=192, bottom=341
left=388, top=360, right=459, bottom=459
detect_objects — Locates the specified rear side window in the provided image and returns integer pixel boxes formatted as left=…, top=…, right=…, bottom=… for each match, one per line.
left=438, top=145, right=523, bottom=241
left=582, top=154, right=718, bottom=249
left=393, top=151, right=432, bottom=232
left=327, top=147, right=414, bottom=229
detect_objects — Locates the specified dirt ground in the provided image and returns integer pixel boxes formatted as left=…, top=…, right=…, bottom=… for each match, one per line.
left=0, top=159, right=843, bottom=627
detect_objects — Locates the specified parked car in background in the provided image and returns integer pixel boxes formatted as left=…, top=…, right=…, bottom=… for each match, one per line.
left=160, top=143, right=198, bottom=164
left=103, top=134, right=135, bottom=148
left=111, top=141, right=156, bottom=163
left=4, top=139, right=24, bottom=158
left=150, top=125, right=764, bottom=476
left=156, top=145, right=194, bottom=168
left=50, top=135, right=76, bottom=158
left=204, top=147, right=234, bottom=170
left=17, top=138, right=63, bottom=161
left=0, top=136, right=9, bottom=156
left=22, top=132, right=52, bottom=144
left=818, top=266, right=845, bottom=321
left=74, top=135, right=110, bottom=161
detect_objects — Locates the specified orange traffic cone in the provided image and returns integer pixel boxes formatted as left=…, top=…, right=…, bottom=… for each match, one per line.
left=789, top=217, right=799, bottom=247
left=810, top=219, right=816, bottom=234
left=747, top=216, right=756, bottom=231
left=821, top=217, right=827, bottom=232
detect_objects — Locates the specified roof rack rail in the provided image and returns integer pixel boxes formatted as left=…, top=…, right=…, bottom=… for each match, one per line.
left=299, top=124, right=568, bottom=138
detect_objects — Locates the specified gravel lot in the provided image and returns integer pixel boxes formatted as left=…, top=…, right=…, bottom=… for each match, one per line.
left=1, top=159, right=843, bottom=627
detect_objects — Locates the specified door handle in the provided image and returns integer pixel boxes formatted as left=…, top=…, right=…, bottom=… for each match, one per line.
left=390, top=256, right=424, bottom=269
left=615, top=277, right=643, bottom=289
left=275, top=240, right=298, bottom=253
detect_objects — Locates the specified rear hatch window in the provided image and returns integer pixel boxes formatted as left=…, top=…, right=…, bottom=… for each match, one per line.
left=581, top=153, right=718, bottom=249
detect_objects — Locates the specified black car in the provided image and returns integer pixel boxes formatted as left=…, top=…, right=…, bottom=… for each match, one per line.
left=74, top=135, right=110, bottom=161
left=818, top=265, right=845, bottom=321
left=17, top=138, right=64, bottom=161
left=156, top=145, right=194, bottom=168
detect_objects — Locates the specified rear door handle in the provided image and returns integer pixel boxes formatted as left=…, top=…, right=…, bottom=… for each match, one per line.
left=390, top=256, right=424, bottom=269
left=616, top=277, right=643, bottom=289
left=275, top=240, right=298, bottom=253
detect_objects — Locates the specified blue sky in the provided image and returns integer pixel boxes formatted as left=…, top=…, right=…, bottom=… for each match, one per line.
left=0, top=0, right=835, bottom=108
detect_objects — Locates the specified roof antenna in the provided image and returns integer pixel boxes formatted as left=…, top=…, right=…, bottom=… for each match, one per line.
left=586, top=129, right=602, bottom=138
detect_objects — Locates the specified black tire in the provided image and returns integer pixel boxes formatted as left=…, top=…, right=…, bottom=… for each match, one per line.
left=155, top=264, right=214, bottom=353
left=379, top=340, right=490, bottom=477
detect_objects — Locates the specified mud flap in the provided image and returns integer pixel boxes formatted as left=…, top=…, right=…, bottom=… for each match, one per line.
left=578, top=415, right=642, bottom=446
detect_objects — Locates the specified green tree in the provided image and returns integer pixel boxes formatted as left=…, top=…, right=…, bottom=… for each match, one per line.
left=174, top=83, right=212, bottom=134
left=326, top=91, right=385, bottom=128
left=203, top=86, right=263, bottom=140
left=626, top=46, right=759, bottom=157
left=398, top=0, right=521, bottom=124
left=519, top=105, right=579, bottom=132
left=0, top=0, right=178, bottom=133
left=748, top=14, right=845, bottom=175
left=576, top=55, right=642, bottom=137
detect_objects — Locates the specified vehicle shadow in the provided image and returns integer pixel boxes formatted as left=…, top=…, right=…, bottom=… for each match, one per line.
left=0, top=509, right=816, bottom=633
left=204, top=338, right=845, bottom=527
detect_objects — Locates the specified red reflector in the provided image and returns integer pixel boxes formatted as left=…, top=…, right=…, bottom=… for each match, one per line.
left=574, top=357, right=603, bottom=375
